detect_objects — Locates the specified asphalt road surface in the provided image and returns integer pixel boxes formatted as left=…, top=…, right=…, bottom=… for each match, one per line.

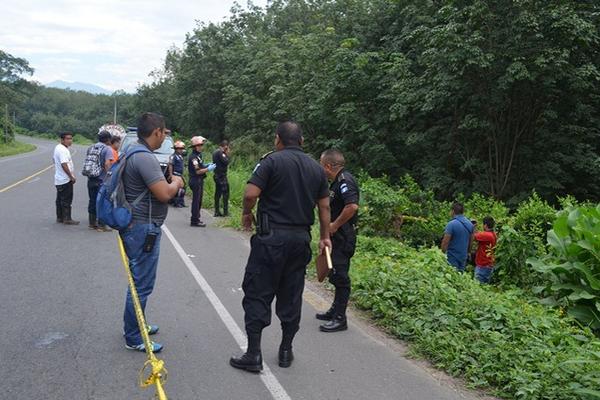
left=0, top=136, right=486, bottom=400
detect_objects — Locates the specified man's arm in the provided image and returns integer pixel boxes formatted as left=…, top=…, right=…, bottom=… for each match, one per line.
left=241, top=183, right=261, bottom=231
left=441, top=234, right=451, bottom=253
left=317, top=196, right=332, bottom=254
left=61, top=162, right=76, bottom=183
left=167, top=163, right=174, bottom=181
left=195, top=166, right=209, bottom=175
left=148, top=176, right=183, bottom=203
left=330, top=203, right=359, bottom=234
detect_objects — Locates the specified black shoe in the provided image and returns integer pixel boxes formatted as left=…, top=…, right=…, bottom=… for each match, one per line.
left=190, top=221, right=206, bottom=227
left=230, top=352, right=263, bottom=372
left=315, top=304, right=336, bottom=321
left=319, top=316, right=348, bottom=333
left=214, top=212, right=223, bottom=217
left=278, top=348, right=294, bottom=368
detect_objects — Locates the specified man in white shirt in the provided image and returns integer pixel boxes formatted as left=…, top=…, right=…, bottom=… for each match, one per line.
left=53, top=132, right=79, bottom=225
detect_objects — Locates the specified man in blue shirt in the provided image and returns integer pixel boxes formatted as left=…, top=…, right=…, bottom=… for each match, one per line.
left=441, top=202, right=473, bottom=272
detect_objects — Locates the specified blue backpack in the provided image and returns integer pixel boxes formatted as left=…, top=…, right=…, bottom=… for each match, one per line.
left=96, top=146, right=152, bottom=230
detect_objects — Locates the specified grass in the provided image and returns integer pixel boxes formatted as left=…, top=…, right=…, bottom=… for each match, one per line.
left=0, top=140, right=36, bottom=157
left=16, top=127, right=94, bottom=145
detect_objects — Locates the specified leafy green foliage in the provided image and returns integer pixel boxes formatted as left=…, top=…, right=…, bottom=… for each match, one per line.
left=352, top=236, right=600, bottom=399
left=528, top=205, right=600, bottom=330
left=494, top=226, right=544, bottom=289
left=137, top=0, right=600, bottom=203
left=512, top=192, right=556, bottom=249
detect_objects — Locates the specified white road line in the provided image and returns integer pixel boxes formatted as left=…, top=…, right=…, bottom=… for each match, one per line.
left=162, top=225, right=293, bottom=400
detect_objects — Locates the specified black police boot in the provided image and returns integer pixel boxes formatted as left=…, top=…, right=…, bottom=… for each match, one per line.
left=230, top=333, right=263, bottom=372
left=315, top=303, right=337, bottom=321
left=319, top=315, right=348, bottom=333
left=223, top=203, right=229, bottom=217
left=278, top=334, right=295, bottom=368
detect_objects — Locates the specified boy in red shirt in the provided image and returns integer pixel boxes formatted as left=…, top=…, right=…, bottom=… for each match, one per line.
left=473, top=216, right=497, bottom=284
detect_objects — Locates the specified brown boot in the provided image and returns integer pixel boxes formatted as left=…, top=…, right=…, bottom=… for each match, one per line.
left=88, top=213, right=98, bottom=230
left=63, top=207, right=80, bottom=225
left=96, top=223, right=112, bottom=232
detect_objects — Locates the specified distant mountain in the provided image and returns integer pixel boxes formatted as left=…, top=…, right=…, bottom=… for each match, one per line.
left=46, top=80, right=111, bottom=95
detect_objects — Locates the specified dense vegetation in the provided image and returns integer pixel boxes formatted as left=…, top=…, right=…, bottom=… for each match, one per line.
left=138, top=0, right=600, bottom=204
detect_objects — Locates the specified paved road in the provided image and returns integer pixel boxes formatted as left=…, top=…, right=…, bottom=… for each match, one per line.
left=0, top=136, right=484, bottom=399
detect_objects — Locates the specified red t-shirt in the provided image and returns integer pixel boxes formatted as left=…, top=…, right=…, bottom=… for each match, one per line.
left=474, top=231, right=497, bottom=268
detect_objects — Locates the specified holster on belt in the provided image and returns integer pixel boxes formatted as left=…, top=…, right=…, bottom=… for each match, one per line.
left=257, top=212, right=270, bottom=236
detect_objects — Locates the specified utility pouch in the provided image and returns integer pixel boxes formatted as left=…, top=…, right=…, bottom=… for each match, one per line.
left=257, top=213, right=270, bottom=236
left=143, top=232, right=158, bottom=253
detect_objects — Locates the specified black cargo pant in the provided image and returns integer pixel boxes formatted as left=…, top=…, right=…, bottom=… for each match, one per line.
left=213, top=175, right=229, bottom=215
left=55, top=181, right=74, bottom=220
left=242, top=229, right=312, bottom=337
left=189, top=176, right=204, bottom=223
left=328, top=225, right=357, bottom=317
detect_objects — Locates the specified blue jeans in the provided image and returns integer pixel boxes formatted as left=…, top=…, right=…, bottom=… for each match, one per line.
left=447, top=254, right=467, bottom=272
left=121, top=223, right=162, bottom=346
left=475, top=266, right=494, bottom=284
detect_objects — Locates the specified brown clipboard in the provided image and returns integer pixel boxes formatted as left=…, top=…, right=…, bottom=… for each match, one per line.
left=315, top=246, right=333, bottom=282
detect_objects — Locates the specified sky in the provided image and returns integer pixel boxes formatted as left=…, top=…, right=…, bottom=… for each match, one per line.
left=1, top=0, right=269, bottom=93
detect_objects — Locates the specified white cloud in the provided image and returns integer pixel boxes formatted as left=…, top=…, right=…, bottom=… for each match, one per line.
left=1, top=0, right=268, bottom=92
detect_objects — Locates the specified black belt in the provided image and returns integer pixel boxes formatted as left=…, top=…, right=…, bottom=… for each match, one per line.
left=270, top=223, right=310, bottom=232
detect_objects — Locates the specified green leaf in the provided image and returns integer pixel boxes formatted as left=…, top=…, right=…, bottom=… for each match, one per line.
left=553, top=214, right=569, bottom=238
left=547, top=230, right=565, bottom=254
left=574, top=388, right=600, bottom=399
left=567, top=289, right=596, bottom=301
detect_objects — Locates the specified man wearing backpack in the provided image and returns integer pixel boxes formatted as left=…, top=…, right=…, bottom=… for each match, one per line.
left=83, top=130, right=114, bottom=231
left=121, top=112, right=183, bottom=353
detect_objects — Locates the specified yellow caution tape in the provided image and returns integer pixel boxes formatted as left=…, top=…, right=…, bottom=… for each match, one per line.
left=117, top=234, right=169, bottom=400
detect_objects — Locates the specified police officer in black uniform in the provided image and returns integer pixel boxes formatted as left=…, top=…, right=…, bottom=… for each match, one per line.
left=188, top=136, right=215, bottom=227
left=229, top=121, right=332, bottom=372
left=316, top=149, right=359, bottom=332
left=212, top=140, right=230, bottom=216
left=168, top=140, right=186, bottom=207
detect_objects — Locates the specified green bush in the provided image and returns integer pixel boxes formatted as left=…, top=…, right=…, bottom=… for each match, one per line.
left=488, top=193, right=556, bottom=290
left=461, top=192, right=510, bottom=227
left=528, top=205, right=600, bottom=331
left=359, top=174, right=448, bottom=246
left=493, top=226, right=546, bottom=290
left=351, top=236, right=600, bottom=399
left=511, top=192, right=556, bottom=250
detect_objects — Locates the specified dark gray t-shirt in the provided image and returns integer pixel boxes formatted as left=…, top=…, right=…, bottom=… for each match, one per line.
left=122, top=143, right=168, bottom=225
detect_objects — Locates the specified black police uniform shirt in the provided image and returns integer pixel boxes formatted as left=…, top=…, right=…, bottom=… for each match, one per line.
left=212, top=148, right=229, bottom=178
left=248, top=146, right=329, bottom=227
left=170, top=153, right=184, bottom=176
left=188, top=150, right=205, bottom=179
left=330, top=169, right=359, bottom=227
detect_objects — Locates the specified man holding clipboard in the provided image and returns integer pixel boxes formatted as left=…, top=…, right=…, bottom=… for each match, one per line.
left=316, top=149, right=360, bottom=333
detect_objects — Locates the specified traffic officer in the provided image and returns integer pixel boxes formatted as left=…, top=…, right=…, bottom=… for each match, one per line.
left=229, top=121, right=332, bottom=372
left=188, top=136, right=215, bottom=227
left=212, top=139, right=230, bottom=217
left=316, top=149, right=359, bottom=332
left=168, top=140, right=186, bottom=207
